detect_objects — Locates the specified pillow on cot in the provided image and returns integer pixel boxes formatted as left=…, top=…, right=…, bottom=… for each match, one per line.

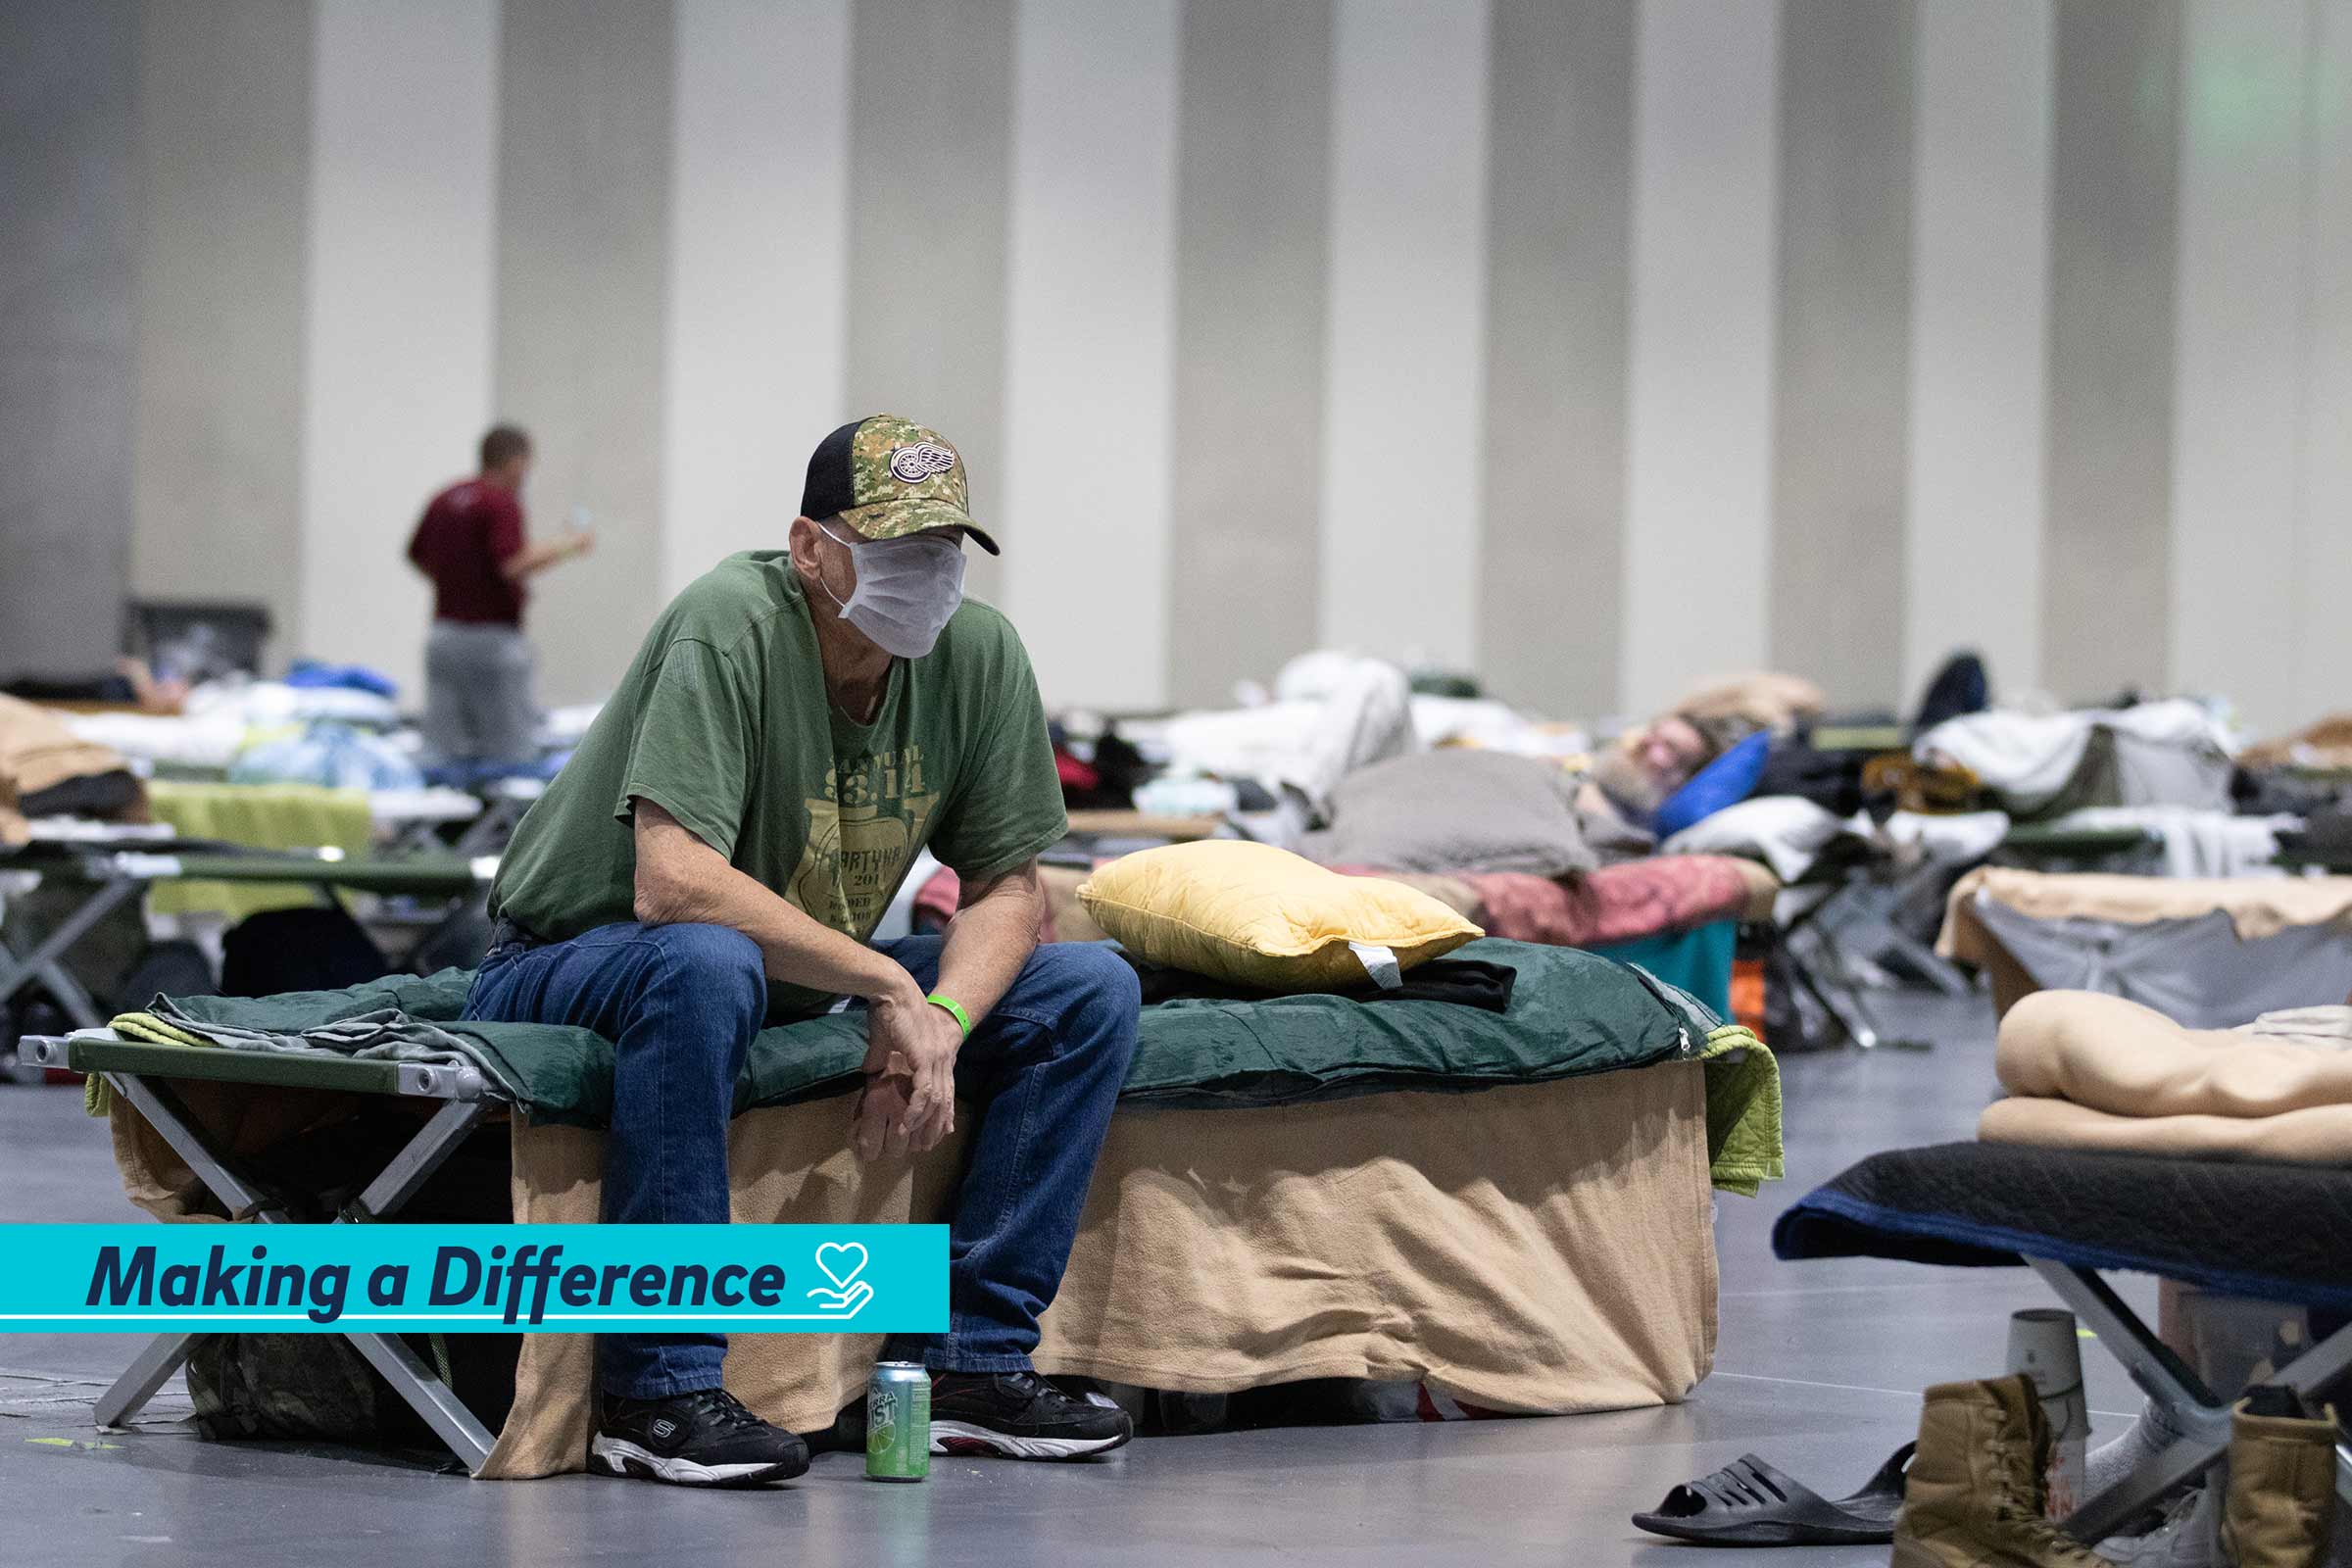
left=1077, top=840, right=1484, bottom=992
left=1651, top=730, right=1772, bottom=841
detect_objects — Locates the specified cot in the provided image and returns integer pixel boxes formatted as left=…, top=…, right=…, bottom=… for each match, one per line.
left=1995, top=820, right=2164, bottom=869
left=1938, top=868, right=2352, bottom=1027
left=24, top=937, right=1780, bottom=1476
left=14, top=1026, right=498, bottom=1463
left=1773, top=819, right=2160, bottom=1048
left=1774, top=1141, right=2352, bottom=1541
left=0, top=844, right=494, bottom=1030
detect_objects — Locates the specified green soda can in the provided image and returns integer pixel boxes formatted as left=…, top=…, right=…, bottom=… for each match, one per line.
left=865, top=1362, right=931, bottom=1482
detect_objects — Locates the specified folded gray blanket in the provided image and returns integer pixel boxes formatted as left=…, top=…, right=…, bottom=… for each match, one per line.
left=147, top=997, right=482, bottom=1074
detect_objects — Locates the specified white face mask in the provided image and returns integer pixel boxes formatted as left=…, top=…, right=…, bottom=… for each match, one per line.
left=815, top=522, right=966, bottom=659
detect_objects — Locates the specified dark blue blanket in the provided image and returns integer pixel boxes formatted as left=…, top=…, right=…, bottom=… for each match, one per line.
left=1772, top=1141, right=2352, bottom=1310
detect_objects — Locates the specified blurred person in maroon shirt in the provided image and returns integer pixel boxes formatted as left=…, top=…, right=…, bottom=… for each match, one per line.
left=406, top=424, right=591, bottom=768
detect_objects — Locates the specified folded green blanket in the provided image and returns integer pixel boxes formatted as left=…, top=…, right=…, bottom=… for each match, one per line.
left=113, top=938, right=1781, bottom=1193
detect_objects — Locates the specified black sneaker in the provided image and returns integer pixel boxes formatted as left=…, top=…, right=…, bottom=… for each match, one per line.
left=589, top=1388, right=810, bottom=1487
left=928, top=1370, right=1134, bottom=1460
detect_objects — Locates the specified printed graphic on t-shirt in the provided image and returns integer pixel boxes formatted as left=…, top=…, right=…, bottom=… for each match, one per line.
left=788, top=745, right=939, bottom=938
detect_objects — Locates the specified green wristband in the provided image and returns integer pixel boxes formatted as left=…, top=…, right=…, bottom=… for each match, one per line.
left=926, top=993, right=972, bottom=1039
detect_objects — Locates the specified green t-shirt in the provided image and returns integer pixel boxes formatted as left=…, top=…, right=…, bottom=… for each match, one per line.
left=490, top=551, right=1067, bottom=1005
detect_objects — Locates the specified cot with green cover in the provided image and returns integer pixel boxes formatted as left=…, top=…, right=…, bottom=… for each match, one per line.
left=14, top=1026, right=499, bottom=1464
left=1995, top=820, right=2161, bottom=869
left=21, top=937, right=1782, bottom=1475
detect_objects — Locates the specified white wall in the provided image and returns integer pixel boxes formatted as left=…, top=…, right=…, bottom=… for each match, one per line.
left=1315, top=0, right=1490, bottom=673
left=2295, top=0, right=2352, bottom=729
left=1902, top=0, right=2053, bottom=702
left=2169, top=0, right=2309, bottom=736
left=301, top=0, right=498, bottom=698
left=999, top=0, right=1180, bottom=710
left=18, top=0, right=2347, bottom=732
left=661, top=0, right=851, bottom=599
left=1621, top=0, right=1782, bottom=717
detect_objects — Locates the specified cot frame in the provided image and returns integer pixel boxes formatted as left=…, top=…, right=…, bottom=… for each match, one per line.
left=1, top=847, right=493, bottom=1036
left=13, top=1030, right=500, bottom=1472
left=0, top=873, right=144, bottom=1031
left=2026, top=1255, right=2352, bottom=1543
left=1773, top=823, right=2162, bottom=1052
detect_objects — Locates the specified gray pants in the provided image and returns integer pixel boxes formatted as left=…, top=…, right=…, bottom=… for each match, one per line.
left=423, top=620, right=538, bottom=764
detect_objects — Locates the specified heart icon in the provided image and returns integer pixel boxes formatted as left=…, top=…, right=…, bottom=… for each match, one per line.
left=814, top=1242, right=868, bottom=1294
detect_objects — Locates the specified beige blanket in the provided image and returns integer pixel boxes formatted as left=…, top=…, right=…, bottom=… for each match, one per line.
left=483, top=1061, right=1714, bottom=1477
left=1980, top=991, right=2352, bottom=1164
left=105, top=1061, right=1717, bottom=1479
left=1943, top=869, right=2352, bottom=955
left=0, top=693, right=136, bottom=843
left=1939, top=869, right=2352, bottom=1017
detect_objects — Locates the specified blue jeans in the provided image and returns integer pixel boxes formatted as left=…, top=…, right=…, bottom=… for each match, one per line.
left=464, top=924, right=1141, bottom=1399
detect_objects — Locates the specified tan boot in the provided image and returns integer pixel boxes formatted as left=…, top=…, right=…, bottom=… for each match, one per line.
left=1891, top=1374, right=2118, bottom=1568
left=2220, top=1389, right=2339, bottom=1568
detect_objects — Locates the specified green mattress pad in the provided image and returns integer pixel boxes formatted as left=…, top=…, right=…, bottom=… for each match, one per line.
left=147, top=940, right=1705, bottom=1126
left=122, top=941, right=1781, bottom=1192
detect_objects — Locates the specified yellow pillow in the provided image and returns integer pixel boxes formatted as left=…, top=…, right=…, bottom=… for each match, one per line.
left=1077, top=840, right=1483, bottom=992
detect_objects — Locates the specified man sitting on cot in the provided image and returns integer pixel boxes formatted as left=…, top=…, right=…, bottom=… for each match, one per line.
left=469, top=415, right=1142, bottom=1488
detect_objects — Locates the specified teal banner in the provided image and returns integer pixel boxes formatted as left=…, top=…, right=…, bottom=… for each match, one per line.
left=0, top=1224, right=947, bottom=1335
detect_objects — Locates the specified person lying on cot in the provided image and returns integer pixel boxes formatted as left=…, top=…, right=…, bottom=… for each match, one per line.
left=1574, top=711, right=1745, bottom=857
left=469, top=415, right=1142, bottom=1487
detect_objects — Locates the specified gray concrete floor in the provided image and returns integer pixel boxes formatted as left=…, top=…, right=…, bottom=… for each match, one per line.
left=0, top=988, right=2154, bottom=1566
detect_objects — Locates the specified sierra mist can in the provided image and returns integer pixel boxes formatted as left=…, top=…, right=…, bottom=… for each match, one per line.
left=865, top=1361, right=931, bottom=1482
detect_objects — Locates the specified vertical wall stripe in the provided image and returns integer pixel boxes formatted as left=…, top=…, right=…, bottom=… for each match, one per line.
left=1904, top=0, right=2054, bottom=704
left=845, top=0, right=1016, bottom=607
left=2295, top=0, right=2352, bottom=729
left=1770, top=0, right=1915, bottom=708
left=0, top=0, right=135, bottom=675
left=301, top=0, right=497, bottom=700
left=662, top=0, right=850, bottom=599
left=131, top=0, right=312, bottom=662
left=2170, top=0, right=2313, bottom=736
left=1317, top=0, right=1491, bottom=673
left=1621, top=0, right=1782, bottom=719
left=1001, top=0, right=1180, bottom=710
left=1478, top=0, right=1635, bottom=720
left=1165, top=0, right=1335, bottom=708
left=494, top=0, right=676, bottom=707
left=2041, top=0, right=2181, bottom=707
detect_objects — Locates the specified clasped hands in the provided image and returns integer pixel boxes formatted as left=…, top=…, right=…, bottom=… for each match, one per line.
left=851, top=983, right=965, bottom=1161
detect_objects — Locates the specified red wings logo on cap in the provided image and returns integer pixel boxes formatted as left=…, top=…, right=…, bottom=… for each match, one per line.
left=888, top=443, right=957, bottom=483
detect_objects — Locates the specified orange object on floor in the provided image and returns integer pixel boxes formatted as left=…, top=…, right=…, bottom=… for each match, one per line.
left=1731, top=956, right=1768, bottom=1042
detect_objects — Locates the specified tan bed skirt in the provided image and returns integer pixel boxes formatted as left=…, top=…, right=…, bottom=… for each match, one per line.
left=481, top=1060, right=1717, bottom=1478
left=102, top=1058, right=1718, bottom=1480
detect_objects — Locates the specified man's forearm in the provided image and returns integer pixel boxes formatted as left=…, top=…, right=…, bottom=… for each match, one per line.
left=503, top=537, right=584, bottom=581
left=638, top=838, right=914, bottom=1003
left=933, top=863, right=1046, bottom=1025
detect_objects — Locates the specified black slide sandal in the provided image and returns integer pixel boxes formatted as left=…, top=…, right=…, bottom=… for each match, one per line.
left=1630, top=1443, right=1914, bottom=1546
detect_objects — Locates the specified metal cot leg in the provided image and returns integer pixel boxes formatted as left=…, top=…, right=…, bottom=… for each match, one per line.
left=92, top=1333, right=200, bottom=1431
left=2029, top=1259, right=2233, bottom=1543
left=92, top=1065, right=499, bottom=1472
left=346, top=1100, right=490, bottom=1221
left=0, top=876, right=143, bottom=1030
left=344, top=1334, right=497, bottom=1472
left=2034, top=1258, right=2352, bottom=1544
left=84, top=1073, right=296, bottom=1431
left=1782, top=922, right=1883, bottom=1050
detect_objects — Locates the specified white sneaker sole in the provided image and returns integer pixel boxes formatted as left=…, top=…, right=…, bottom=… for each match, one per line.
left=589, top=1435, right=804, bottom=1487
left=929, top=1420, right=1131, bottom=1460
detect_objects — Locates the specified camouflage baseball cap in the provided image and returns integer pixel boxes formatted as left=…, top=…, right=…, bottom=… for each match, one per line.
left=798, top=414, right=1000, bottom=556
